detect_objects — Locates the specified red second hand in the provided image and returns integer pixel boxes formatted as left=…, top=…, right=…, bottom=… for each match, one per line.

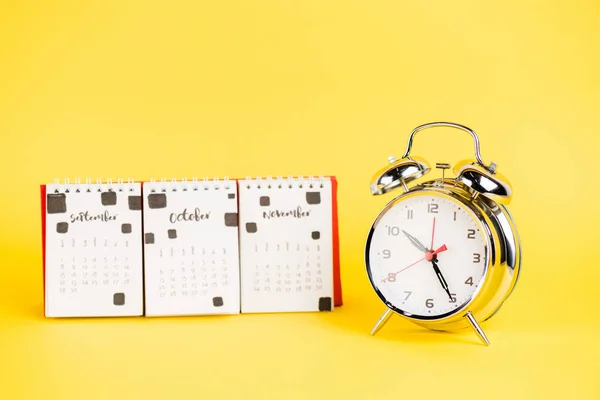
left=426, top=244, right=447, bottom=261
left=381, top=256, right=426, bottom=282
left=431, top=216, right=436, bottom=250
left=382, top=244, right=448, bottom=282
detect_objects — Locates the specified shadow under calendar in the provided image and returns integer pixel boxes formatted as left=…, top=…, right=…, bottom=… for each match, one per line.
left=40, top=177, right=342, bottom=318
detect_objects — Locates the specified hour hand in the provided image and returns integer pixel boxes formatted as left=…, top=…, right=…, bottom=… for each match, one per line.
left=402, top=230, right=429, bottom=253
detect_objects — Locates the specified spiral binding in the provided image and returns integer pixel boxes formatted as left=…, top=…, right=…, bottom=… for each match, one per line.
left=50, top=176, right=327, bottom=193
left=146, top=177, right=233, bottom=193
left=242, top=176, right=326, bottom=189
left=51, top=178, right=136, bottom=193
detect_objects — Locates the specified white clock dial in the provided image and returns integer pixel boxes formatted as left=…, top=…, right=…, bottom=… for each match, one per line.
left=366, top=192, right=488, bottom=319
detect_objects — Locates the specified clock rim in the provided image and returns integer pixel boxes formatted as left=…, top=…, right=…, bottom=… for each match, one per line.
left=364, top=188, right=493, bottom=321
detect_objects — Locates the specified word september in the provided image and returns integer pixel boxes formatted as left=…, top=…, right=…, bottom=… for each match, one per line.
left=70, top=211, right=118, bottom=223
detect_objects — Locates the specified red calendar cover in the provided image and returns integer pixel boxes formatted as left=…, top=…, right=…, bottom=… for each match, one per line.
left=330, top=176, right=343, bottom=306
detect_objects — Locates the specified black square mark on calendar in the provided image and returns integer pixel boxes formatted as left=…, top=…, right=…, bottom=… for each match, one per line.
left=318, top=297, right=332, bottom=311
left=101, top=191, right=117, bottom=206
left=259, top=196, right=270, bottom=206
left=246, top=222, right=257, bottom=233
left=311, top=231, right=320, bottom=240
left=148, top=193, right=167, bottom=209
left=224, top=213, right=238, bottom=227
left=213, top=297, right=224, bottom=307
left=145, top=233, right=155, bottom=244
left=306, top=192, right=321, bottom=205
left=168, top=229, right=177, bottom=239
left=128, top=195, right=142, bottom=210
left=122, top=223, right=132, bottom=234
left=228, top=193, right=236, bottom=199
left=113, top=293, right=125, bottom=306
left=56, top=222, right=69, bottom=234
left=47, top=193, right=66, bottom=214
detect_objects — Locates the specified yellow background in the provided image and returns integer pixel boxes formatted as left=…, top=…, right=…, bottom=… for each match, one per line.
left=1, top=0, right=599, bottom=398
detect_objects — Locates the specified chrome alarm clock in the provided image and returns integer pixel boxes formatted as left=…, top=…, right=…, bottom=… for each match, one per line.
left=364, top=122, right=521, bottom=345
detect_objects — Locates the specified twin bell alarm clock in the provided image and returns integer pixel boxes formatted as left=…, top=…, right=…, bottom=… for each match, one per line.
left=364, top=122, right=522, bottom=345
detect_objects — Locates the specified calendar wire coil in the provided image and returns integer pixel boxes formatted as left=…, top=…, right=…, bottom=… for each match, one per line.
left=51, top=178, right=137, bottom=193
left=50, top=176, right=329, bottom=193
left=147, top=177, right=233, bottom=193
left=242, top=176, right=326, bottom=189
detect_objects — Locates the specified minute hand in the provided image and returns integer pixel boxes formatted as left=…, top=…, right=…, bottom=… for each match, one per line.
left=401, top=230, right=429, bottom=253
left=431, top=259, right=453, bottom=301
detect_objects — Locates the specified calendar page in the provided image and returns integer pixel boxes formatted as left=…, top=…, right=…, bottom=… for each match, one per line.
left=142, top=179, right=240, bottom=316
left=43, top=181, right=144, bottom=317
left=238, top=177, right=334, bottom=313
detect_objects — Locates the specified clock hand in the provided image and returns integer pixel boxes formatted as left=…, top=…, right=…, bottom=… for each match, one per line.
left=381, top=256, right=426, bottom=282
left=382, top=245, right=449, bottom=282
left=430, top=217, right=436, bottom=250
left=431, top=244, right=447, bottom=256
left=401, top=230, right=429, bottom=253
left=431, top=258, right=453, bottom=301
left=425, top=244, right=448, bottom=261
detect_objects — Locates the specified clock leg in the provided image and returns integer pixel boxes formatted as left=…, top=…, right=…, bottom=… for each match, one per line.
left=465, top=311, right=490, bottom=346
left=370, top=308, right=393, bottom=336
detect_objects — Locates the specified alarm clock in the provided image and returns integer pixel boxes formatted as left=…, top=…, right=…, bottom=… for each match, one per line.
left=364, top=122, right=521, bottom=346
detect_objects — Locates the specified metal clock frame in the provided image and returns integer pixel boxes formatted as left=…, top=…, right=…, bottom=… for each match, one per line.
left=364, top=122, right=522, bottom=346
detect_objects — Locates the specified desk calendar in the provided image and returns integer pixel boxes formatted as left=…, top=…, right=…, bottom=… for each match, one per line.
left=41, top=179, right=144, bottom=317
left=142, top=178, right=240, bottom=316
left=41, top=176, right=342, bottom=318
left=238, top=177, right=339, bottom=313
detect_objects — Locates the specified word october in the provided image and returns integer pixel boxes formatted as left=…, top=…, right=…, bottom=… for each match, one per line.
left=169, top=208, right=211, bottom=223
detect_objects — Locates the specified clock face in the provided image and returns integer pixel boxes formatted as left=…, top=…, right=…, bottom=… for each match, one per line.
left=366, top=191, right=489, bottom=319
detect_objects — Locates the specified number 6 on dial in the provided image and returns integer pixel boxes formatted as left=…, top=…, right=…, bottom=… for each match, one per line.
left=365, top=122, right=522, bottom=346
